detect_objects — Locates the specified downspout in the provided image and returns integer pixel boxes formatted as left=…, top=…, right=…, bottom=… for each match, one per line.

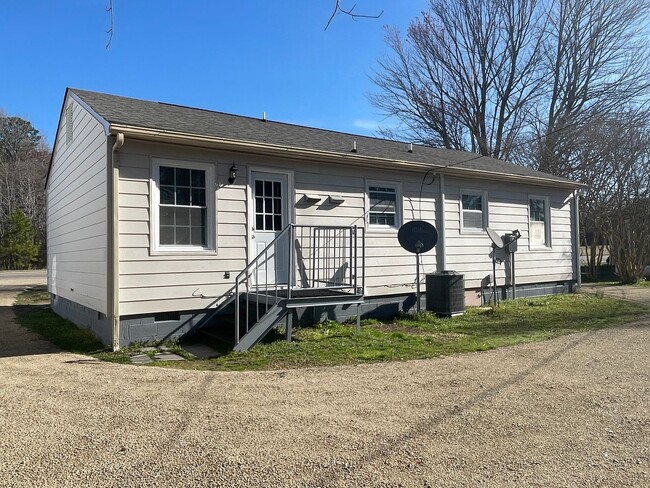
left=108, top=133, right=124, bottom=351
left=437, top=174, right=447, bottom=271
left=573, top=189, right=581, bottom=289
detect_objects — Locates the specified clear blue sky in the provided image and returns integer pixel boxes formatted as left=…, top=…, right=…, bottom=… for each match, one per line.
left=0, top=1, right=425, bottom=147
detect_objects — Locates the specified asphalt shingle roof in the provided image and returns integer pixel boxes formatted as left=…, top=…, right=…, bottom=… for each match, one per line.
left=70, top=88, right=579, bottom=187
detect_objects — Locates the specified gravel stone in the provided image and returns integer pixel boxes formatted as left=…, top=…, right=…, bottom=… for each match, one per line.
left=0, top=272, right=648, bottom=487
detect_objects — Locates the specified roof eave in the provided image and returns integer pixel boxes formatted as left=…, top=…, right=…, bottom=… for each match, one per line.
left=437, top=165, right=588, bottom=189
left=109, top=124, right=585, bottom=189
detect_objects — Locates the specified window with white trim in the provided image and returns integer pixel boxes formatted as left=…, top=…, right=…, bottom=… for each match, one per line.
left=151, top=159, right=215, bottom=253
left=529, top=196, right=550, bottom=248
left=367, top=183, right=401, bottom=229
left=461, top=191, right=487, bottom=231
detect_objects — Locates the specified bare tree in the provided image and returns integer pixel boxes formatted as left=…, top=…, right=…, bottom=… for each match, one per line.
left=535, top=0, right=650, bottom=174
left=570, top=110, right=650, bottom=280
left=372, top=0, right=650, bottom=166
left=371, top=0, right=546, bottom=160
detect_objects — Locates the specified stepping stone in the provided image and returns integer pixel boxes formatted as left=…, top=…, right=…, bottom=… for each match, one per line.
left=140, top=347, right=157, bottom=352
left=182, top=343, right=219, bottom=359
left=154, top=352, right=185, bottom=361
left=131, top=354, right=153, bottom=364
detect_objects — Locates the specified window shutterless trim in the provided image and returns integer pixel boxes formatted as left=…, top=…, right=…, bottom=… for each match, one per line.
left=460, top=189, right=488, bottom=233
left=365, top=180, right=402, bottom=231
left=528, top=194, right=551, bottom=250
left=150, top=158, right=216, bottom=255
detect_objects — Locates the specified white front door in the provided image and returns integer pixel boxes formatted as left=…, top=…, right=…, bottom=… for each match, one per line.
left=251, top=171, right=290, bottom=286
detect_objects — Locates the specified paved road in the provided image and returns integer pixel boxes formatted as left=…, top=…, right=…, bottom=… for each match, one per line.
left=0, top=270, right=46, bottom=306
left=0, top=274, right=648, bottom=487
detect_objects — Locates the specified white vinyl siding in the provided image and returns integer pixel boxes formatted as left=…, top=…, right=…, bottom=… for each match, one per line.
left=117, top=143, right=438, bottom=314
left=47, top=98, right=108, bottom=313
left=444, top=179, right=574, bottom=289
left=114, top=140, right=575, bottom=316
left=460, top=190, right=487, bottom=231
left=118, top=142, right=246, bottom=315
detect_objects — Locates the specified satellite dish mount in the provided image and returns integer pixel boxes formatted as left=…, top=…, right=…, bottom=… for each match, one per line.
left=398, top=221, right=438, bottom=313
left=486, top=227, right=504, bottom=306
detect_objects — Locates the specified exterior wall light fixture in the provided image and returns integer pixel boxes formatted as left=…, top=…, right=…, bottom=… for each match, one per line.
left=228, top=164, right=238, bottom=184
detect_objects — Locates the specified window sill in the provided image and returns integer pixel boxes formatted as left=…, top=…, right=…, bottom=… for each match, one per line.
left=528, top=246, right=552, bottom=252
left=460, top=228, right=486, bottom=235
left=367, top=225, right=399, bottom=233
left=150, top=247, right=218, bottom=257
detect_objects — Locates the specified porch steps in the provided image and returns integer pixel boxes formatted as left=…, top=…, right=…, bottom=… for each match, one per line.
left=196, top=299, right=266, bottom=344
left=232, top=302, right=287, bottom=352
left=195, top=224, right=366, bottom=352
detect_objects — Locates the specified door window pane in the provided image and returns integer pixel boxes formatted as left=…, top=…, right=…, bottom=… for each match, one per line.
left=254, top=178, right=284, bottom=231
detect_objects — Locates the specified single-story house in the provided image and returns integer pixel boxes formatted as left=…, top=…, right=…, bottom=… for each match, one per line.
left=47, top=88, right=584, bottom=351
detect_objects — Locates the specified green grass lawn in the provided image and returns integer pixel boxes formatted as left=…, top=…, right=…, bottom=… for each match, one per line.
left=13, top=286, right=647, bottom=371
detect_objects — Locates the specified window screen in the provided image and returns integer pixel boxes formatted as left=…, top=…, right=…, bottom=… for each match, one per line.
left=461, top=192, right=485, bottom=229
left=368, top=186, right=397, bottom=227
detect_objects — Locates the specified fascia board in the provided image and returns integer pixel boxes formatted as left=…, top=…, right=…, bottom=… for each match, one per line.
left=110, top=124, right=586, bottom=190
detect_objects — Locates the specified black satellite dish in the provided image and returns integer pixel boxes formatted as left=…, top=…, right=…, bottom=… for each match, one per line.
left=398, top=220, right=438, bottom=314
left=486, top=227, right=504, bottom=249
left=398, top=220, right=438, bottom=254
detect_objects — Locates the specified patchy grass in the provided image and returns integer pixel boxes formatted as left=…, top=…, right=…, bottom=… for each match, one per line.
left=13, top=288, right=647, bottom=371
left=13, top=304, right=112, bottom=357
left=14, top=285, right=50, bottom=305
left=167, top=293, right=647, bottom=371
left=634, top=280, right=650, bottom=288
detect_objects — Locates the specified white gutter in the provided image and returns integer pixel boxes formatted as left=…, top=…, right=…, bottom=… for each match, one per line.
left=108, top=132, right=124, bottom=351
left=109, top=124, right=585, bottom=190
left=573, top=190, right=582, bottom=288
left=437, top=174, right=447, bottom=271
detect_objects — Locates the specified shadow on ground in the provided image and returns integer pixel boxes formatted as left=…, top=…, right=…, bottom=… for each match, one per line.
left=0, top=304, right=60, bottom=359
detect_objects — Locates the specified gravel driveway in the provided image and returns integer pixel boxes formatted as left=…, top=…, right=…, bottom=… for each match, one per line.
left=0, top=273, right=648, bottom=487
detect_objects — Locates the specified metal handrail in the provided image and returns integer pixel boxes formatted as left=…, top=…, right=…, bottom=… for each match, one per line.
left=234, top=224, right=364, bottom=346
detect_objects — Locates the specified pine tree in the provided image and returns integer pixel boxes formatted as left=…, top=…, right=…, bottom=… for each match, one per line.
left=0, top=209, right=40, bottom=270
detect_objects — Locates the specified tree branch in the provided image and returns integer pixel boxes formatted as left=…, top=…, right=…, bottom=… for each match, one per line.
left=106, top=0, right=114, bottom=50
left=325, top=1, right=384, bottom=31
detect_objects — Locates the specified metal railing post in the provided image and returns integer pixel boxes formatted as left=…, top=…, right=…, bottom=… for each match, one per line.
left=288, top=224, right=295, bottom=300
left=235, top=280, right=240, bottom=345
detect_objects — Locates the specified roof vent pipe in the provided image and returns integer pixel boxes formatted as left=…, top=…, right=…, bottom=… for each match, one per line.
left=351, top=141, right=357, bottom=153
left=262, top=111, right=266, bottom=122
left=408, top=143, right=413, bottom=153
